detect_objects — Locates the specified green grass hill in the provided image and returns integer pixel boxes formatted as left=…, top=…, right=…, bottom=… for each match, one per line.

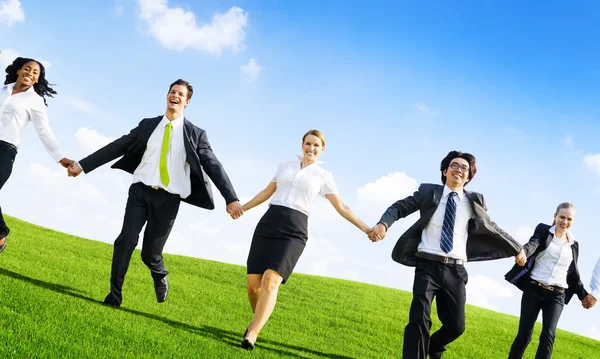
left=0, top=216, right=598, bottom=358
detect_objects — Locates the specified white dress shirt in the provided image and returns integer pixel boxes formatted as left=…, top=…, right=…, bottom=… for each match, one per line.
left=269, top=157, right=337, bottom=216
left=530, top=226, right=574, bottom=289
left=590, top=257, right=600, bottom=300
left=418, top=185, right=473, bottom=261
left=132, top=115, right=191, bottom=198
left=0, top=83, right=63, bottom=162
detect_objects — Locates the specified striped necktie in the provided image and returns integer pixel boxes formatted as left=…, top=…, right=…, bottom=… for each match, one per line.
left=440, top=191, right=458, bottom=254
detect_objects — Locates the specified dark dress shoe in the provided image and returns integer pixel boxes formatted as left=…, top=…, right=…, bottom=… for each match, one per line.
left=103, top=294, right=121, bottom=307
left=241, top=339, right=255, bottom=350
left=154, top=276, right=169, bottom=303
left=0, top=237, right=6, bottom=254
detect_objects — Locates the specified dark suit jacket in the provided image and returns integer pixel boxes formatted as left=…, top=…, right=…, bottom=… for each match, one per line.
left=505, top=223, right=588, bottom=304
left=378, top=183, right=522, bottom=266
left=79, top=116, right=238, bottom=209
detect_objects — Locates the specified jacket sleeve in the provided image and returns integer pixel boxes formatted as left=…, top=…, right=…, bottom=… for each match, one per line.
left=522, top=223, right=547, bottom=258
left=571, top=244, right=589, bottom=301
left=473, top=193, right=522, bottom=254
left=196, top=130, right=239, bottom=205
left=377, top=184, right=424, bottom=230
left=79, top=120, right=142, bottom=174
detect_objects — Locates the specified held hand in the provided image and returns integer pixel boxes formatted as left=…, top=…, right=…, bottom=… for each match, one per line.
left=226, top=201, right=243, bottom=220
left=59, top=157, right=74, bottom=168
left=368, top=223, right=387, bottom=242
left=582, top=295, right=597, bottom=309
left=67, top=162, right=83, bottom=177
left=515, top=249, right=527, bottom=267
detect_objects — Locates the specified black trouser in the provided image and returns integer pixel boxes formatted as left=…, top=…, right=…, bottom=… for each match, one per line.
left=508, top=284, right=565, bottom=359
left=0, top=141, right=17, bottom=238
left=108, top=182, right=181, bottom=304
left=403, top=258, right=468, bottom=359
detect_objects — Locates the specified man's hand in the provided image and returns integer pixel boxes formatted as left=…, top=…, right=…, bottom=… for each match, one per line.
left=368, top=223, right=387, bottom=242
left=68, top=162, right=83, bottom=177
left=582, top=295, right=597, bottom=309
left=515, top=249, right=527, bottom=267
left=226, top=201, right=243, bottom=220
left=59, top=158, right=74, bottom=168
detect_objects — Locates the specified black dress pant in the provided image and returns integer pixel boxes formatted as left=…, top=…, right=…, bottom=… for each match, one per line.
left=403, top=258, right=468, bottom=359
left=0, top=141, right=17, bottom=238
left=508, top=284, right=565, bottom=359
left=108, top=182, right=181, bottom=304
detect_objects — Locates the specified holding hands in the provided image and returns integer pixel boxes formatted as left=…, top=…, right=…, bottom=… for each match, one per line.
left=227, top=201, right=244, bottom=220
left=59, top=158, right=74, bottom=168
left=67, top=162, right=83, bottom=177
left=515, top=249, right=527, bottom=267
left=582, top=295, right=597, bottom=309
left=367, top=223, right=387, bottom=243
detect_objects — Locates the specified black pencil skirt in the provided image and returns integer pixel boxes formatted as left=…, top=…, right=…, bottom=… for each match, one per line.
left=246, top=205, right=308, bottom=283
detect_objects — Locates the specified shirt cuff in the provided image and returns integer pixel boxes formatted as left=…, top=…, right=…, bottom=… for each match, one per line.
left=591, top=289, right=600, bottom=300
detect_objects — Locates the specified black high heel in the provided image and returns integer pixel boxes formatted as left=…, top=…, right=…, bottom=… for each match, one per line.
left=241, top=338, right=255, bottom=350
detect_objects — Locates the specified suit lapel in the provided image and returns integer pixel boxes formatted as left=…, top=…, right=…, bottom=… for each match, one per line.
left=140, top=117, right=162, bottom=144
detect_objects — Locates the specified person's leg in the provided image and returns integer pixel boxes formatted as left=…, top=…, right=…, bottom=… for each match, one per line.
left=403, top=260, right=441, bottom=359
left=428, top=264, right=467, bottom=359
left=0, top=144, right=17, bottom=247
left=247, top=274, right=263, bottom=313
left=244, top=269, right=284, bottom=344
left=140, top=188, right=180, bottom=302
left=107, top=184, right=148, bottom=305
left=534, top=292, right=565, bottom=359
left=508, top=288, right=543, bottom=359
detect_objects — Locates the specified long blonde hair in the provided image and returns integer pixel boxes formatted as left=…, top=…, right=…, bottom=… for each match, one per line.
left=552, top=202, right=575, bottom=226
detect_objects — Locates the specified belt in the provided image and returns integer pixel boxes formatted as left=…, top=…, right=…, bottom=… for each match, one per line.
left=530, top=280, right=565, bottom=293
left=416, top=251, right=465, bottom=265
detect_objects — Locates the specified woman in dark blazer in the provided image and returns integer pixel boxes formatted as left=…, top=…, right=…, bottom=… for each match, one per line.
left=505, top=202, right=592, bottom=359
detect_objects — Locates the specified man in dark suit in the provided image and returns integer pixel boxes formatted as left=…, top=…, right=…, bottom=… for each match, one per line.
left=369, top=150, right=522, bottom=359
left=68, top=79, right=242, bottom=307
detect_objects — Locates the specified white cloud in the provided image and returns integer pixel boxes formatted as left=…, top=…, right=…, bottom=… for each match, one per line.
left=138, top=0, right=248, bottom=55
left=583, top=325, right=600, bottom=340
left=115, top=0, right=124, bottom=16
left=512, top=225, right=534, bottom=244
left=466, top=274, right=514, bottom=311
left=240, top=58, right=262, bottom=81
left=356, top=172, right=419, bottom=212
left=0, top=0, right=24, bottom=27
left=584, top=153, right=600, bottom=175
left=564, top=136, right=573, bottom=148
left=0, top=48, right=19, bottom=69
left=75, top=127, right=116, bottom=152
left=413, top=103, right=439, bottom=115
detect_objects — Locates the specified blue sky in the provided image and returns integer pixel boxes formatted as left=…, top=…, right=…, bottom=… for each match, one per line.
left=2, top=0, right=600, bottom=343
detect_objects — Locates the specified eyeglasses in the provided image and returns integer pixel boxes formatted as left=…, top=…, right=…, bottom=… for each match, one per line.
left=449, top=162, right=469, bottom=173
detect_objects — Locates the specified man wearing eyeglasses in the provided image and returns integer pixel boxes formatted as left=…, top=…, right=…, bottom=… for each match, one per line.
left=369, top=150, right=522, bottom=359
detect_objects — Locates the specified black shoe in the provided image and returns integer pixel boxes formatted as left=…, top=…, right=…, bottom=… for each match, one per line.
left=154, top=276, right=169, bottom=303
left=241, top=339, right=255, bottom=350
left=0, top=237, right=6, bottom=254
left=103, top=294, right=121, bottom=307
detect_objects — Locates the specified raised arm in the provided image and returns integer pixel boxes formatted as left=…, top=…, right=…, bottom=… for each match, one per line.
left=242, top=182, right=277, bottom=212
left=326, top=193, right=370, bottom=233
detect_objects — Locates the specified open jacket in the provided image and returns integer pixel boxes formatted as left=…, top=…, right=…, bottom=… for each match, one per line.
left=505, top=223, right=588, bottom=304
left=378, top=183, right=522, bottom=267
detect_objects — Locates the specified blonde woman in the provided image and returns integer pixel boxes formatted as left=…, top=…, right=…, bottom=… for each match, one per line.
left=505, top=203, right=593, bottom=359
left=235, top=129, right=371, bottom=350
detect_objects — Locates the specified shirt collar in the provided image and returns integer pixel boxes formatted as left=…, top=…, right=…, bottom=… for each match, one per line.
left=296, top=155, right=323, bottom=167
left=549, top=225, right=575, bottom=244
left=443, top=185, right=465, bottom=202
left=161, top=114, right=184, bottom=129
left=3, top=83, right=35, bottom=95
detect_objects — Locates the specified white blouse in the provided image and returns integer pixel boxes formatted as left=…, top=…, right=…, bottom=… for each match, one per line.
left=530, top=226, right=575, bottom=289
left=269, top=157, right=337, bottom=216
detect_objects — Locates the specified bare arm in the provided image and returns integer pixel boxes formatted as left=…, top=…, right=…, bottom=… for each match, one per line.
left=326, top=193, right=370, bottom=233
left=242, top=182, right=277, bottom=212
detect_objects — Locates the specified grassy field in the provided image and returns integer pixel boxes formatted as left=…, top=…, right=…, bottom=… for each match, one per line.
left=0, top=216, right=598, bottom=358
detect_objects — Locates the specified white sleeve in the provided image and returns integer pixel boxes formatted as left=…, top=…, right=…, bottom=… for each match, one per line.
left=30, top=99, right=64, bottom=162
left=591, top=257, right=600, bottom=299
left=319, top=171, right=337, bottom=197
left=271, top=163, right=284, bottom=182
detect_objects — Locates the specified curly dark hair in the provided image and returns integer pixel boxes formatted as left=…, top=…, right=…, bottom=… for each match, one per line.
left=440, top=150, right=477, bottom=186
left=4, top=57, right=57, bottom=106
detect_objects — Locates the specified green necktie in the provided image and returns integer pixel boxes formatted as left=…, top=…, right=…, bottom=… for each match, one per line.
left=159, top=122, right=172, bottom=187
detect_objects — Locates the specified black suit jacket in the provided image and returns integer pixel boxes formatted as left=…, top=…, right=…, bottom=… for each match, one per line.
left=505, top=223, right=588, bottom=304
left=79, top=116, right=238, bottom=209
left=378, top=183, right=522, bottom=266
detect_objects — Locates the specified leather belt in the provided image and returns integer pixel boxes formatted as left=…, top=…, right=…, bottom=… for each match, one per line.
left=530, top=280, right=565, bottom=294
left=416, top=251, right=465, bottom=265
